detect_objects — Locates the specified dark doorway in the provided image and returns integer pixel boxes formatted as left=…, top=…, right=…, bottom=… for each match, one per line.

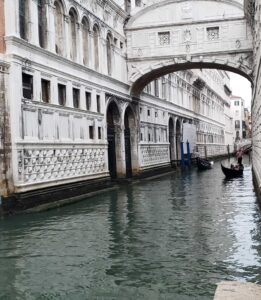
left=124, top=107, right=133, bottom=178
left=106, top=101, right=120, bottom=178
left=168, top=118, right=174, bottom=162
left=176, top=119, right=181, bottom=160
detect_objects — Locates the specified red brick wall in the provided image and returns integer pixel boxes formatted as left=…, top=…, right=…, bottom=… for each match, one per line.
left=0, top=0, right=5, bottom=53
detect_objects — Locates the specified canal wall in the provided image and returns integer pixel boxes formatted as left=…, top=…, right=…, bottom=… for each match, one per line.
left=251, top=0, right=261, bottom=202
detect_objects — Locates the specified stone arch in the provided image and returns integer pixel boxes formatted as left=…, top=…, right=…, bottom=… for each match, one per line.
left=130, top=60, right=253, bottom=98
left=123, top=104, right=138, bottom=177
left=68, top=7, right=78, bottom=61
left=126, top=0, right=244, bottom=28
left=93, top=24, right=100, bottom=71
left=54, top=0, right=65, bottom=56
left=81, top=16, right=90, bottom=66
left=106, top=100, right=121, bottom=178
left=106, top=32, right=113, bottom=76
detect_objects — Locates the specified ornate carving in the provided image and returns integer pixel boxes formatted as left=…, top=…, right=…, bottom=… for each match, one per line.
left=140, top=145, right=169, bottom=167
left=17, top=147, right=106, bottom=184
left=183, top=29, right=192, bottom=42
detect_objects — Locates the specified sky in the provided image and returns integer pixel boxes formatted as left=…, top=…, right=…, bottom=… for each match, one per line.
left=228, top=72, right=252, bottom=110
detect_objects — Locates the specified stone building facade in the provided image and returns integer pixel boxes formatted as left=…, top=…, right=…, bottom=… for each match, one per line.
left=0, top=0, right=241, bottom=210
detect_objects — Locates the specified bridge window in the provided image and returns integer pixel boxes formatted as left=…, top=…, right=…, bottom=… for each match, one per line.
left=158, top=32, right=170, bottom=46
left=207, top=27, right=219, bottom=41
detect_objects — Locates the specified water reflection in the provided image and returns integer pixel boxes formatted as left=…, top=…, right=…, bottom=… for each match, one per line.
left=0, top=159, right=261, bottom=299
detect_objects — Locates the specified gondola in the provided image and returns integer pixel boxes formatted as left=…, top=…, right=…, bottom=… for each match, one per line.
left=197, top=157, right=212, bottom=170
left=221, top=163, right=244, bottom=178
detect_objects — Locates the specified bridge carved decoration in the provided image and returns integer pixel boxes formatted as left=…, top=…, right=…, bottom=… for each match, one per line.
left=125, top=0, right=254, bottom=97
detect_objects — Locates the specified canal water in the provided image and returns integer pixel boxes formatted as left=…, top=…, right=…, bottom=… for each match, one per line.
left=0, top=158, right=261, bottom=300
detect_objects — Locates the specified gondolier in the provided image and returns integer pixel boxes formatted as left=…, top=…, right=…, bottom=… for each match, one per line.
left=236, top=148, right=243, bottom=165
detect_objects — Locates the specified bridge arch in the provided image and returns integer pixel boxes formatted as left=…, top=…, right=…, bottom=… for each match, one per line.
left=125, top=0, right=253, bottom=97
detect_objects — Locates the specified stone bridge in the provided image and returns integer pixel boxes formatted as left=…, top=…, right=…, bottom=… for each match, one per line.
left=125, top=0, right=253, bottom=97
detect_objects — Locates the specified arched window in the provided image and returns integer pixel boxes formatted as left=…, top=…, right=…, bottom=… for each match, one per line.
left=93, top=25, right=99, bottom=71
left=106, top=33, right=113, bottom=75
left=168, top=74, right=172, bottom=100
left=69, top=8, right=78, bottom=61
left=38, top=0, right=47, bottom=48
left=82, top=17, right=89, bottom=66
left=54, top=0, right=65, bottom=56
left=19, top=0, right=29, bottom=40
left=162, top=77, right=167, bottom=99
left=154, top=79, right=159, bottom=97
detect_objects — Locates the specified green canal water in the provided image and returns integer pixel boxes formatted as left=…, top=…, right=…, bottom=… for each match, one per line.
left=0, top=159, right=261, bottom=299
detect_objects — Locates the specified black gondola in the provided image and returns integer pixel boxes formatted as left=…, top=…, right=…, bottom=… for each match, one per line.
left=221, top=163, right=244, bottom=178
left=197, top=157, right=212, bottom=170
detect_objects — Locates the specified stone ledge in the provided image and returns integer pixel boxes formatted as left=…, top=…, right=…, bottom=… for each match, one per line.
left=214, top=281, right=261, bottom=300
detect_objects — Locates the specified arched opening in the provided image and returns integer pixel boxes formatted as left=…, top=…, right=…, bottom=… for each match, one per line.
left=69, top=8, right=78, bottom=61
left=38, top=0, right=47, bottom=48
left=19, top=0, right=29, bottom=40
left=54, top=0, right=65, bottom=56
left=175, top=119, right=181, bottom=161
left=106, top=101, right=120, bottom=179
left=93, top=25, right=99, bottom=71
left=82, top=17, right=90, bottom=66
left=106, top=33, right=113, bottom=76
left=168, top=118, right=174, bottom=163
left=124, top=106, right=136, bottom=178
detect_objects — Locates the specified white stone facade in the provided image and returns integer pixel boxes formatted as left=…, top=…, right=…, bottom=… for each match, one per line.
left=0, top=0, right=252, bottom=200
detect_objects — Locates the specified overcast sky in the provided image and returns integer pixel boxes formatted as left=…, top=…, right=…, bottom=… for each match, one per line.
left=228, top=72, right=252, bottom=109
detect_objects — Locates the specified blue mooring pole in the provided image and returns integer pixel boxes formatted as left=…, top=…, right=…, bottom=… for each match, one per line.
left=180, top=142, right=184, bottom=167
left=186, top=141, right=191, bottom=166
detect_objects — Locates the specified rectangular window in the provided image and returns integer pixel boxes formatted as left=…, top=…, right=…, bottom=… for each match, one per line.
left=235, top=101, right=239, bottom=106
left=140, top=133, right=143, bottom=141
left=73, top=88, right=80, bottom=108
left=41, top=79, right=50, bottom=103
left=98, top=127, right=102, bottom=139
left=22, top=73, right=33, bottom=100
left=147, top=109, right=150, bottom=116
left=58, top=84, right=66, bottom=106
left=148, top=133, right=151, bottom=142
left=89, top=126, right=94, bottom=139
left=85, top=91, right=91, bottom=110
left=96, top=94, right=101, bottom=113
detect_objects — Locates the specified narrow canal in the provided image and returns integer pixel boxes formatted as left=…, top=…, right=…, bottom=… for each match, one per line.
left=0, top=158, right=261, bottom=299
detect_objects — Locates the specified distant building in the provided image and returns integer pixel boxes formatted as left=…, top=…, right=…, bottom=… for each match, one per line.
left=244, top=108, right=252, bottom=138
left=230, top=96, right=245, bottom=142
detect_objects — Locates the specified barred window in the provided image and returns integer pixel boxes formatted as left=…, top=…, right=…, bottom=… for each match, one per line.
left=207, top=27, right=219, bottom=40
left=158, top=32, right=170, bottom=45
